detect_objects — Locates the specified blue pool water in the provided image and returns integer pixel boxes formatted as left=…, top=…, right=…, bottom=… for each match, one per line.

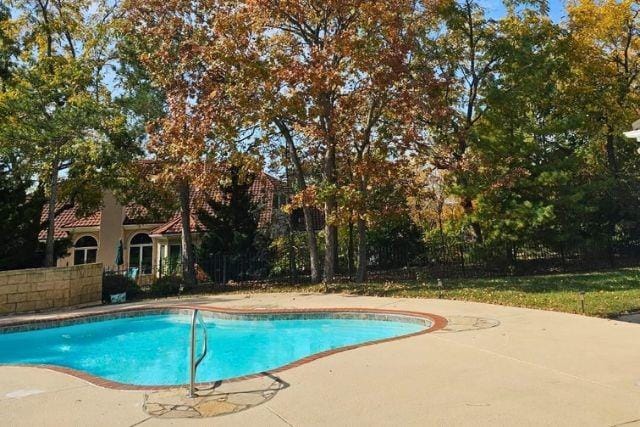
left=0, top=313, right=426, bottom=385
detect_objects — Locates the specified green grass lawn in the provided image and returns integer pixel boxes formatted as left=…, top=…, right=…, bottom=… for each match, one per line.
left=222, top=267, right=640, bottom=318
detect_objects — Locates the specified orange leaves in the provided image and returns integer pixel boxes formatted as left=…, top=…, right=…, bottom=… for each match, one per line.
left=123, top=0, right=447, bottom=230
left=123, top=0, right=252, bottom=189
left=287, top=185, right=319, bottom=211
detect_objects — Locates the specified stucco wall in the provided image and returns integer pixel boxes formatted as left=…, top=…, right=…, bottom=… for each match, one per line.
left=98, top=191, right=125, bottom=270
left=56, top=231, right=99, bottom=268
left=0, top=264, right=102, bottom=315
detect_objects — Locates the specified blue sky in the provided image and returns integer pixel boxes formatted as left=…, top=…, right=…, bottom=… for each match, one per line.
left=480, top=0, right=567, bottom=21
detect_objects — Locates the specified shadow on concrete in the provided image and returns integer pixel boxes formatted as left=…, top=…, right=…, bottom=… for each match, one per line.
left=143, top=373, right=289, bottom=419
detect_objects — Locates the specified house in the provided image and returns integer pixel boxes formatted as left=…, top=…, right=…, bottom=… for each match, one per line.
left=39, top=172, right=297, bottom=278
left=624, top=119, right=640, bottom=141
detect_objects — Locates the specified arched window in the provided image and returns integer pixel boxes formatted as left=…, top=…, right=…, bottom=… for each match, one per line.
left=74, top=236, right=98, bottom=265
left=129, top=233, right=153, bottom=274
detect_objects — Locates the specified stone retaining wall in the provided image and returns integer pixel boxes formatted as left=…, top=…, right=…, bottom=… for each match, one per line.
left=0, top=263, right=102, bottom=315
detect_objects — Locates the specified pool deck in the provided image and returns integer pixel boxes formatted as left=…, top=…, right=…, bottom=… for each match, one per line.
left=1, top=293, right=640, bottom=426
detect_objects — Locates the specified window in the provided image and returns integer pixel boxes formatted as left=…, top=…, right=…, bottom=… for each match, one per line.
left=129, top=233, right=153, bottom=275
left=74, top=236, right=98, bottom=265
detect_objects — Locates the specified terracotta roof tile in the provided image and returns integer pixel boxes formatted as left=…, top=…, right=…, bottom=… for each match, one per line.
left=39, top=203, right=100, bottom=240
left=123, top=204, right=162, bottom=225
left=150, top=173, right=278, bottom=235
left=41, top=172, right=286, bottom=240
left=150, top=213, right=204, bottom=235
left=63, top=211, right=101, bottom=228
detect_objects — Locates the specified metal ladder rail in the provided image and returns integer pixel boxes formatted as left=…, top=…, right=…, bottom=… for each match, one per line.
left=189, top=309, right=208, bottom=397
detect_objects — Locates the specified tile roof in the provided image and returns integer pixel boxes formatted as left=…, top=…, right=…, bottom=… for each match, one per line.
left=123, top=204, right=163, bottom=225
left=39, top=203, right=100, bottom=240
left=150, top=213, right=203, bottom=235
left=41, top=172, right=286, bottom=240
left=63, top=211, right=102, bottom=228
left=150, top=172, right=280, bottom=235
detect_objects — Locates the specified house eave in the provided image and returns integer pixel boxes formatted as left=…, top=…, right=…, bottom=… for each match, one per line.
left=123, top=223, right=165, bottom=230
left=60, top=226, right=100, bottom=233
left=149, top=231, right=203, bottom=239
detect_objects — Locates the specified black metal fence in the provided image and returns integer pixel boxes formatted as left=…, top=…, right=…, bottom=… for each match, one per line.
left=103, top=234, right=640, bottom=288
left=148, top=239, right=640, bottom=286
left=362, top=241, right=640, bottom=280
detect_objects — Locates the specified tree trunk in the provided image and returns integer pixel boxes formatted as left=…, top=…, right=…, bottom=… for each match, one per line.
left=605, top=132, right=620, bottom=181
left=348, top=220, right=354, bottom=279
left=44, top=161, right=59, bottom=267
left=287, top=213, right=296, bottom=283
left=274, top=119, right=321, bottom=282
left=461, top=196, right=483, bottom=244
left=356, top=217, right=367, bottom=283
left=323, top=143, right=338, bottom=282
left=355, top=162, right=368, bottom=283
left=302, top=208, right=321, bottom=283
left=178, top=180, right=196, bottom=287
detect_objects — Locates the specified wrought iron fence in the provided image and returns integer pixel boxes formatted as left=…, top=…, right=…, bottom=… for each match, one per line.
left=105, top=239, right=640, bottom=287
left=365, top=239, right=640, bottom=280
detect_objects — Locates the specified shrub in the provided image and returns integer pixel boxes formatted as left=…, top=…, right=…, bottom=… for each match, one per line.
left=151, top=275, right=183, bottom=297
left=102, top=274, right=141, bottom=303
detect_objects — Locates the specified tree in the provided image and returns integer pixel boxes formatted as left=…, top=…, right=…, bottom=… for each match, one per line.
left=460, top=9, right=581, bottom=245
left=248, top=0, right=443, bottom=282
left=199, top=167, right=259, bottom=256
left=246, top=0, right=360, bottom=281
left=567, top=0, right=640, bottom=239
left=415, top=0, right=503, bottom=243
left=406, top=163, right=462, bottom=243
left=335, top=4, right=443, bottom=282
left=0, top=158, right=44, bottom=271
left=124, top=0, right=258, bottom=286
left=0, top=1, right=132, bottom=266
left=0, top=3, right=18, bottom=91
left=197, top=166, right=271, bottom=282
left=411, top=0, right=640, bottom=250
left=273, top=120, right=322, bottom=283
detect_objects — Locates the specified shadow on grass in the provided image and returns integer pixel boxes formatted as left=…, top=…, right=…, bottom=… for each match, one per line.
left=327, top=268, right=640, bottom=295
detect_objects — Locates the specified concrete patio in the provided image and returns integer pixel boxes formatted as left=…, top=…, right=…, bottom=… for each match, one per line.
left=1, top=293, right=640, bottom=426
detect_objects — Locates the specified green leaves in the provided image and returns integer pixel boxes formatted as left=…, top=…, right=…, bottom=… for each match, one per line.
left=0, top=158, right=44, bottom=270
left=0, top=1, right=139, bottom=265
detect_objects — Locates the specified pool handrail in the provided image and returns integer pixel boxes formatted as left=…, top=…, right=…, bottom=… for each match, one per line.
left=189, top=309, right=208, bottom=397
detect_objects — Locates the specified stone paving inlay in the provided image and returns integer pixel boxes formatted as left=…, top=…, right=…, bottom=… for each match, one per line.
left=143, top=373, right=288, bottom=418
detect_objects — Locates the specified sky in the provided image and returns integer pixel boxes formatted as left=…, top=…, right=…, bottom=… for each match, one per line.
left=480, top=0, right=568, bottom=21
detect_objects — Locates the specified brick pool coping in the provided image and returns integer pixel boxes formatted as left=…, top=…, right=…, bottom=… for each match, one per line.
left=0, top=305, right=447, bottom=391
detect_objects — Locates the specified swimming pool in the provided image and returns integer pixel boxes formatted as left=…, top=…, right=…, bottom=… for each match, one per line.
left=0, top=309, right=440, bottom=387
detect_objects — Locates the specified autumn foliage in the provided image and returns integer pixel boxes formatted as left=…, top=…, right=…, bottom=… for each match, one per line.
left=2, top=0, right=637, bottom=282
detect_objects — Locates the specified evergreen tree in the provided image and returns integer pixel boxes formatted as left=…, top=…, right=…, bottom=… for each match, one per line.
left=198, top=167, right=266, bottom=260
left=0, top=159, right=44, bottom=270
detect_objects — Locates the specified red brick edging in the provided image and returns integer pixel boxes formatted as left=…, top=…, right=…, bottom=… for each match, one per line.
left=2, top=305, right=447, bottom=391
